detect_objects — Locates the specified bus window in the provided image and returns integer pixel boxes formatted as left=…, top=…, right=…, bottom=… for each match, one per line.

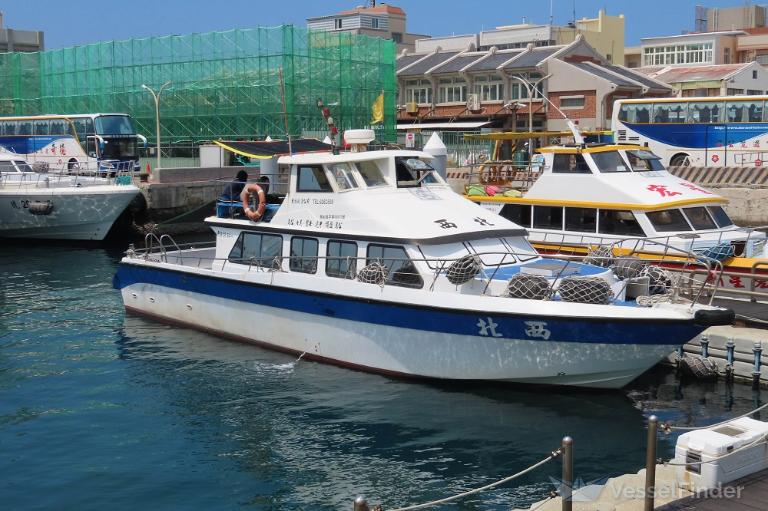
left=49, top=119, right=68, bottom=135
left=647, top=210, right=692, bottom=232
left=619, top=103, right=651, bottom=123
left=726, top=100, right=764, bottom=122
left=17, top=121, right=32, bottom=136
left=33, top=120, right=50, bottom=136
left=688, top=102, right=724, bottom=123
left=653, top=102, right=687, bottom=123
left=94, top=115, right=135, bottom=135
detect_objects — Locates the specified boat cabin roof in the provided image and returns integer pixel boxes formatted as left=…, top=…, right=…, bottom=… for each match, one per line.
left=537, top=144, right=646, bottom=154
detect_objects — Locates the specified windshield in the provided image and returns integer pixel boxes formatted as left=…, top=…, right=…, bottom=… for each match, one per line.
left=395, top=157, right=438, bottom=187
left=624, top=150, right=665, bottom=172
left=101, top=138, right=138, bottom=159
left=94, top=115, right=136, bottom=135
left=13, top=160, right=33, bottom=172
left=591, top=151, right=628, bottom=173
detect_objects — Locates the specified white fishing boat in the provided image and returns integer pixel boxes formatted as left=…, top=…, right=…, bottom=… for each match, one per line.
left=0, top=150, right=139, bottom=240
left=113, top=130, right=733, bottom=388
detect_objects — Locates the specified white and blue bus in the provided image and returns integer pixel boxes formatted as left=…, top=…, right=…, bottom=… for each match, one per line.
left=613, top=96, right=768, bottom=167
left=0, top=113, right=146, bottom=173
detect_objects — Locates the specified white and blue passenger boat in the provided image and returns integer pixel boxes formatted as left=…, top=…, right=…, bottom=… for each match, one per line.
left=113, top=130, right=733, bottom=388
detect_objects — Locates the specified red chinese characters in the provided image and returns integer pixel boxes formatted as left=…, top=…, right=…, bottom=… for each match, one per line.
left=646, top=184, right=682, bottom=197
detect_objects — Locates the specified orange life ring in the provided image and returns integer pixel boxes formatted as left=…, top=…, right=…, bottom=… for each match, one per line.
left=241, top=183, right=266, bottom=221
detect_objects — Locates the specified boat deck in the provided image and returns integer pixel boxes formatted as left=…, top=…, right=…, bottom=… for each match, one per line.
left=658, top=468, right=768, bottom=510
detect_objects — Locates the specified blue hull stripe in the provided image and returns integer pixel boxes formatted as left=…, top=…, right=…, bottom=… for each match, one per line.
left=625, top=123, right=768, bottom=149
left=113, top=264, right=703, bottom=345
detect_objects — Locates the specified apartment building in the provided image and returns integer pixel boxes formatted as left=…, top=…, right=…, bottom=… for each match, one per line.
left=0, top=12, right=44, bottom=52
left=306, top=2, right=428, bottom=53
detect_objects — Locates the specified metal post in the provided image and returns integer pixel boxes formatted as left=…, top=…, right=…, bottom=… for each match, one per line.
left=562, top=436, right=573, bottom=511
left=645, top=415, right=658, bottom=511
left=676, top=345, right=685, bottom=368
left=141, top=81, right=171, bottom=171
left=700, top=334, right=709, bottom=358
left=753, top=342, right=763, bottom=389
left=511, top=74, right=550, bottom=167
left=353, top=496, right=370, bottom=511
left=726, top=338, right=735, bottom=381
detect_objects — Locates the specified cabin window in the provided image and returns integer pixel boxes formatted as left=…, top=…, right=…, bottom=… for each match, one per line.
left=228, top=232, right=283, bottom=268
left=598, top=210, right=645, bottom=236
left=296, top=165, right=332, bottom=192
left=647, top=209, right=692, bottom=232
left=356, top=160, right=387, bottom=187
left=289, top=236, right=318, bottom=274
left=328, top=162, right=358, bottom=191
left=533, top=206, right=563, bottom=230
left=367, top=244, right=423, bottom=288
left=552, top=154, right=591, bottom=174
left=0, top=161, right=16, bottom=173
left=706, top=206, right=734, bottom=228
left=565, top=207, right=597, bottom=233
left=591, top=152, right=628, bottom=173
left=624, top=150, right=665, bottom=172
left=500, top=204, right=532, bottom=227
left=395, top=157, right=438, bottom=187
left=683, top=207, right=717, bottom=230
left=13, top=160, right=32, bottom=172
left=326, top=240, right=358, bottom=279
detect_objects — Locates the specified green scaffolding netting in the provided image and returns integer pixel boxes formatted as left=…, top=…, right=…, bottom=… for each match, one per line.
left=0, top=25, right=396, bottom=144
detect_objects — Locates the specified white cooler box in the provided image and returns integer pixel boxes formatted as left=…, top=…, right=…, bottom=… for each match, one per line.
left=674, top=417, right=768, bottom=491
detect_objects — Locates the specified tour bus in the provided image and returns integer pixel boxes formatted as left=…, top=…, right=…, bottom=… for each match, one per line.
left=0, top=113, right=146, bottom=173
left=613, top=95, right=768, bottom=167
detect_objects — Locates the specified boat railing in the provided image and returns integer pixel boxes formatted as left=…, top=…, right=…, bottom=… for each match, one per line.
left=0, top=159, right=137, bottom=188
left=126, top=236, right=720, bottom=307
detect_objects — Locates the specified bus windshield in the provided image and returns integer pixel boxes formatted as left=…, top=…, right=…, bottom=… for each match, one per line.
left=101, top=138, right=138, bottom=159
left=95, top=115, right=136, bottom=136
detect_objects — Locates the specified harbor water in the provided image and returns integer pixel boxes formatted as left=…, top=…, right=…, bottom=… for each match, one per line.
left=1, top=242, right=765, bottom=510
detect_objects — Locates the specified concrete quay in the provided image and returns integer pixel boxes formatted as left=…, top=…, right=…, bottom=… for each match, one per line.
left=128, top=165, right=243, bottom=235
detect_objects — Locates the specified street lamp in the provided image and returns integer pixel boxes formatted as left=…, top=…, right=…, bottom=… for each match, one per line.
left=141, top=81, right=172, bottom=171
left=511, top=74, right=551, bottom=162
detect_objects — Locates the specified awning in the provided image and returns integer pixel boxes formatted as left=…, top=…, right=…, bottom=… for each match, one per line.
left=397, top=121, right=492, bottom=131
left=214, top=138, right=332, bottom=160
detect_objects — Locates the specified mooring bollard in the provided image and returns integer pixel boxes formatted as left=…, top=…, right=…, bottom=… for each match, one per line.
left=562, top=436, right=573, bottom=511
left=644, top=416, right=658, bottom=511
left=726, top=338, right=735, bottom=381
left=353, top=496, right=370, bottom=511
left=753, top=342, right=763, bottom=389
left=700, top=334, right=710, bottom=358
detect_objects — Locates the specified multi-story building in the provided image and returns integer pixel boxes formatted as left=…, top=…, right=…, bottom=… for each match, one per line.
left=0, top=12, right=44, bottom=52
left=397, top=37, right=671, bottom=133
left=639, top=31, right=744, bottom=68
left=306, top=2, right=428, bottom=53
left=414, top=10, right=625, bottom=65
left=695, top=4, right=766, bottom=32
left=636, top=61, right=768, bottom=97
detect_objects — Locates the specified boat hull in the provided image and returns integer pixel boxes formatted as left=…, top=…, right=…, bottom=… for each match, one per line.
left=0, top=186, right=138, bottom=240
left=114, top=264, right=706, bottom=389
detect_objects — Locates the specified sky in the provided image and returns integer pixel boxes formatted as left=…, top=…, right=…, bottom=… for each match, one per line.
left=0, top=0, right=763, bottom=50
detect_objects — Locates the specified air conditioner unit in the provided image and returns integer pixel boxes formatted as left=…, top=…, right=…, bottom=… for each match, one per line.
left=406, top=101, right=419, bottom=113
left=467, top=93, right=481, bottom=112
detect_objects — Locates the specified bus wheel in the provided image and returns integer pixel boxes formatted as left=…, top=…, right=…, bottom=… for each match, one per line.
left=67, top=159, right=80, bottom=174
left=670, top=153, right=690, bottom=167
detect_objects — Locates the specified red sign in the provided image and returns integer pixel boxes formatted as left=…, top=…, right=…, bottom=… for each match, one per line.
left=757, top=159, right=763, bottom=166
left=711, top=154, right=720, bottom=163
